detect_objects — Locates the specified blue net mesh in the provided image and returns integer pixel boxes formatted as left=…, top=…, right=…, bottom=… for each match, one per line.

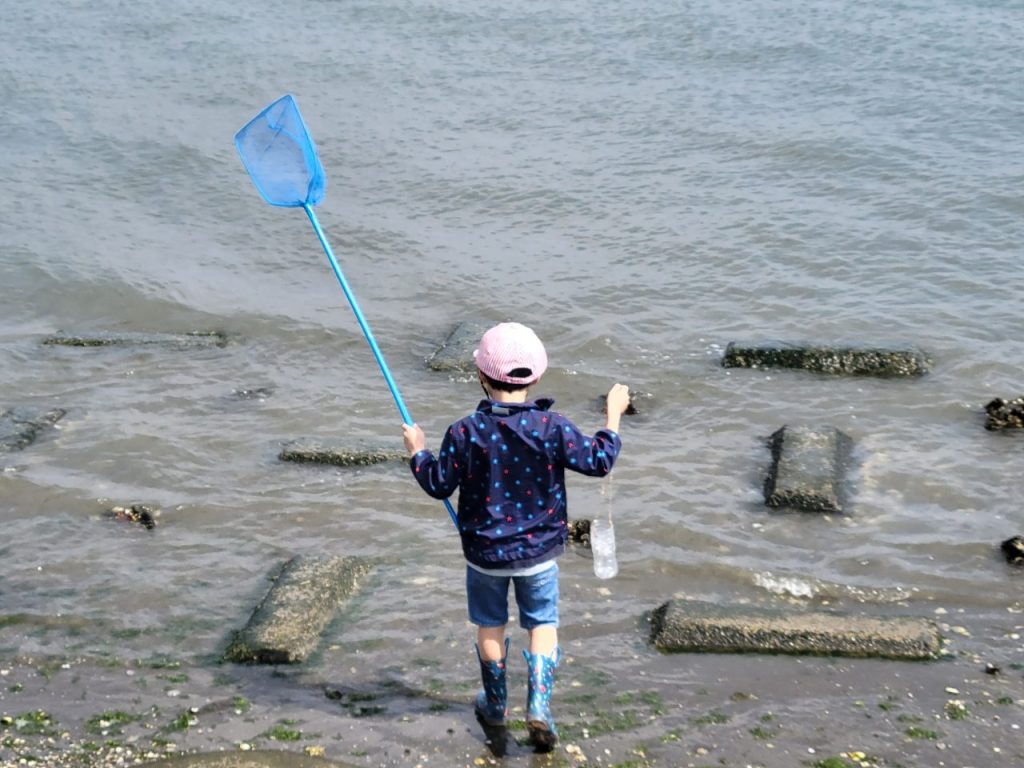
left=235, top=94, right=325, bottom=207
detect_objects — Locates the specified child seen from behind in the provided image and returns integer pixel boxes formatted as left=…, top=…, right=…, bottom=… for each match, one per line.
left=402, top=322, right=630, bottom=751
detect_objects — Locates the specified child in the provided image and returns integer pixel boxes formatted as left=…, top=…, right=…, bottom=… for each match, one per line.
left=402, top=321, right=630, bottom=751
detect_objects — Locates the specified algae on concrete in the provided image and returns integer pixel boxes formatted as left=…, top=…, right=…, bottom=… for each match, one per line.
left=42, top=330, right=229, bottom=349
left=650, top=599, right=943, bottom=660
left=722, top=341, right=931, bottom=377
left=764, top=425, right=852, bottom=513
left=278, top=440, right=406, bottom=467
left=141, top=751, right=359, bottom=768
left=224, top=555, right=372, bottom=665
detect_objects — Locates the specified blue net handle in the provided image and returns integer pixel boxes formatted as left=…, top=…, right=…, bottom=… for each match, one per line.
left=235, top=95, right=458, bottom=528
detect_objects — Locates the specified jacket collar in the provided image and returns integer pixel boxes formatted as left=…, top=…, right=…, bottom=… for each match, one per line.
left=475, top=397, right=554, bottom=416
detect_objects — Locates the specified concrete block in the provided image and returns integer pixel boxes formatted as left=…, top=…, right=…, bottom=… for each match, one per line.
left=650, top=599, right=943, bottom=660
left=722, top=341, right=930, bottom=377
left=764, top=425, right=852, bottom=513
left=279, top=440, right=406, bottom=467
left=426, top=319, right=489, bottom=373
left=224, top=555, right=372, bottom=664
left=42, top=330, right=228, bottom=349
left=984, top=397, right=1024, bottom=430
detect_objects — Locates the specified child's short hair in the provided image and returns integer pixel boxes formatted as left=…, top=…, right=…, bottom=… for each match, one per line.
left=481, top=369, right=534, bottom=393
left=474, top=322, right=547, bottom=386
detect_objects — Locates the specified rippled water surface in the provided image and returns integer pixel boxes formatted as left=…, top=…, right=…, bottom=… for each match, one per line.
left=2, top=0, right=1022, bottom=670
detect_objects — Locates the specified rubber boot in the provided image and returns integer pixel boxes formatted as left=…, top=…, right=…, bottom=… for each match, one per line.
left=523, top=647, right=560, bottom=752
left=474, top=638, right=509, bottom=727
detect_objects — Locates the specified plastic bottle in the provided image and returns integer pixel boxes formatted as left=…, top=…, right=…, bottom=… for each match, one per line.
left=590, top=517, right=618, bottom=579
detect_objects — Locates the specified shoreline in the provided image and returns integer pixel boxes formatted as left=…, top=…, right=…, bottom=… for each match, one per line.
left=3, top=635, right=1022, bottom=768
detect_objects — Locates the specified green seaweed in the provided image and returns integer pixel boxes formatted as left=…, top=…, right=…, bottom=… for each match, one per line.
left=690, top=709, right=729, bottom=726
left=263, top=721, right=303, bottom=741
left=84, top=710, right=141, bottom=736
left=1, top=710, right=58, bottom=736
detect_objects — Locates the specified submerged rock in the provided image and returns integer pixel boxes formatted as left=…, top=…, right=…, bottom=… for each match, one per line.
left=592, top=389, right=646, bottom=418
left=984, top=397, right=1024, bottom=430
left=1001, top=535, right=1024, bottom=565
left=279, top=440, right=407, bottom=467
left=568, top=518, right=591, bottom=545
left=650, top=599, right=942, bottom=660
left=232, top=386, right=275, bottom=401
left=764, top=425, right=853, bottom=514
left=722, top=341, right=931, bottom=377
left=42, top=330, right=229, bottom=349
left=0, top=407, right=66, bottom=452
left=426, top=319, right=490, bottom=373
left=224, top=555, right=373, bottom=665
left=105, top=504, right=159, bottom=530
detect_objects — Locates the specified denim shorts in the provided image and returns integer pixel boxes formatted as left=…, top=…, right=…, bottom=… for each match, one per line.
left=466, top=562, right=560, bottom=630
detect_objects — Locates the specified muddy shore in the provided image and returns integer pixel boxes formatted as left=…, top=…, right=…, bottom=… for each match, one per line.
left=2, top=610, right=1022, bottom=768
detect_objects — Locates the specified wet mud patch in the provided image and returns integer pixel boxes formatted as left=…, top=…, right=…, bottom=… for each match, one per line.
left=1, top=607, right=1022, bottom=768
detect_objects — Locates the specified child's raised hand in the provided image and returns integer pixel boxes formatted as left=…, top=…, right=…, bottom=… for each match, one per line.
left=402, top=423, right=426, bottom=456
left=606, top=383, right=631, bottom=416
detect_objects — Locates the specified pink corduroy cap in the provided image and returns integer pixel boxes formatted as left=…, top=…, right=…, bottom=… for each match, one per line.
left=473, top=322, right=548, bottom=385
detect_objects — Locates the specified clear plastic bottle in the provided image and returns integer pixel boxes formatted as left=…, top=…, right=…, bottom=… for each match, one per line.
left=590, top=517, right=618, bottom=579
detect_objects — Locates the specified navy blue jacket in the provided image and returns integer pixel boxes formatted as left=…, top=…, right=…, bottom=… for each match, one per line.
left=409, top=398, right=622, bottom=570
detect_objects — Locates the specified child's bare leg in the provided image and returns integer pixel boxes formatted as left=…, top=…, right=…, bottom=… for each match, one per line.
left=478, top=625, right=507, bottom=662
left=528, top=624, right=557, bottom=656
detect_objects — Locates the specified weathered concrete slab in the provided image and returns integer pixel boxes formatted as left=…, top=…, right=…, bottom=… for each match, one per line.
left=279, top=440, right=406, bottom=467
left=0, top=407, right=66, bottom=452
left=426, top=319, right=489, bottom=373
left=650, top=599, right=943, bottom=660
left=224, top=555, right=372, bottom=665
left=42, top=330, right=229, bottom=349
left=764, top=425, right=852, bottom=513
left=141, top=751, right=359, bottom=768
left=722, top=341, right=931, bottom=377
left=984, top=397, right=1024, bottom=430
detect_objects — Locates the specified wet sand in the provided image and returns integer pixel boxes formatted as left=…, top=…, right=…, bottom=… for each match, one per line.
left=2, top=613, right=1022, bottom=768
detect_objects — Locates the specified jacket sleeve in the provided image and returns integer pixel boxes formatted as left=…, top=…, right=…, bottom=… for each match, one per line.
left=409, top=426, right=461, bottom=499
left=557, top=418, right=621, bottom=477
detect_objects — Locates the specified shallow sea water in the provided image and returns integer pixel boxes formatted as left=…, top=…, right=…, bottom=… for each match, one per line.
left=1, top=2, right=1022, bottom=762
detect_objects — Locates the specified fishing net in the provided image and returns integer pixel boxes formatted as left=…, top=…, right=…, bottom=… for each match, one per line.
left=234, top=94, right=325, bottom=207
